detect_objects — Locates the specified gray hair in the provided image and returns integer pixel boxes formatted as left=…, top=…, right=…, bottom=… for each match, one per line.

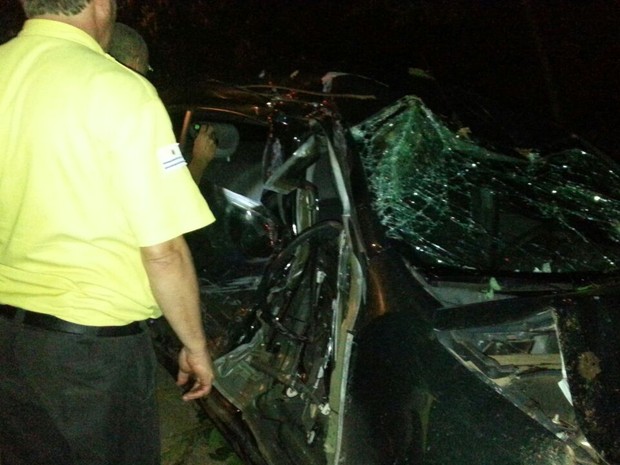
left=20, top=0, right=92, bottom=18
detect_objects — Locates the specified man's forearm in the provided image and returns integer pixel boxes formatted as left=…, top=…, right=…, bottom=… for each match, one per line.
left=140, top=236, right=206, bottom=353
left=188, top=158, right=209, bottom=184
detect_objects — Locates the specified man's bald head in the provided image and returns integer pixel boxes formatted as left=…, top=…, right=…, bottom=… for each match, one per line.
left=108, top=22, right=149, bottom=75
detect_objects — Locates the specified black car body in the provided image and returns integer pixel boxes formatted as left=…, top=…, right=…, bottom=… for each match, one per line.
left=152, top=76, right=620, bottom=465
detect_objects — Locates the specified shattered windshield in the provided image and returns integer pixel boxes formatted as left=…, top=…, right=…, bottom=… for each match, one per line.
left=352, top=96, right=620, bottom=273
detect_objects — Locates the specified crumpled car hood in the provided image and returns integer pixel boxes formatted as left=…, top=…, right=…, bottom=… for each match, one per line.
left=432, top=287, right=620, bottom=464
left=554, top=290, right=620, bottom=464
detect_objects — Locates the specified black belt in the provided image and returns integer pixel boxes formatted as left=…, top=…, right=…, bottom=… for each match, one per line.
left=0, top=304, right=144, bottom=337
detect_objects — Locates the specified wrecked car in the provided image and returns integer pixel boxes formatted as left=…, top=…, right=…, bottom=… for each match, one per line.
left=150, top=77, right=620, bottom=465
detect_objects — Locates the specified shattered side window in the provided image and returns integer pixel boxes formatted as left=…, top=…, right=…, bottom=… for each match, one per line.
left=351, top=96, right=620, bottom=273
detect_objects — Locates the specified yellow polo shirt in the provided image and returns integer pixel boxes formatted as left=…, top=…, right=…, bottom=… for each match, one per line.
left=0, top=20, right=215, bottom=325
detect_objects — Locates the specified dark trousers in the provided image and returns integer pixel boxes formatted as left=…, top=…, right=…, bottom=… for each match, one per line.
left=0, top=315, right=160, bottom=465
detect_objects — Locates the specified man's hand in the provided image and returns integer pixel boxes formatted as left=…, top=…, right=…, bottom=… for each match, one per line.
left=177, top=345, right=216, bottom=400
left=192, top=124, right=217, bottom=164
left=188, top=124, right=217, bottom=183
left=140, top=236, right=215, bottom=400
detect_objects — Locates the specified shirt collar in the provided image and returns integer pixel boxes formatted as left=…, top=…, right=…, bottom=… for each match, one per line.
left=19, top=19, right=105, bottom=55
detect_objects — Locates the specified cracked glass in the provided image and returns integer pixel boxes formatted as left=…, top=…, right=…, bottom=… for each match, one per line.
left=352, top=96, right=620, bottom=273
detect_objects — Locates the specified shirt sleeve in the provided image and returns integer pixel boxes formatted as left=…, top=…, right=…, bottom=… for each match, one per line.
left=92, top=71, right=215, bottom=246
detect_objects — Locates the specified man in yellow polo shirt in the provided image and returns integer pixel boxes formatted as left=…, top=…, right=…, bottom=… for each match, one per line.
left=0, top=1, right=217, bottom=464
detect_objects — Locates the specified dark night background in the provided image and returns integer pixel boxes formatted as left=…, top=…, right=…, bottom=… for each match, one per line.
left=1, top=0, right=618, bottom=158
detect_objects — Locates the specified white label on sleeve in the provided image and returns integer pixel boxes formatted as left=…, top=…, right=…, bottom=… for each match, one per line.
left=157, top=143, right=187, bottom=172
